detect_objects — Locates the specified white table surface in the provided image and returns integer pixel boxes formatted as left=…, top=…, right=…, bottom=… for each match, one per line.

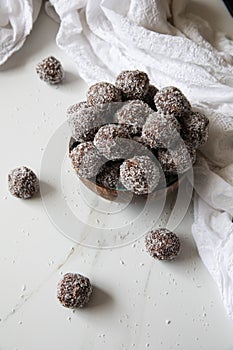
left=1, top=2, right=233, bottom=350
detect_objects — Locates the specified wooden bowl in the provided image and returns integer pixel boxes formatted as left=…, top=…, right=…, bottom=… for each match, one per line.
left=69, top=137, right=185, bottom=201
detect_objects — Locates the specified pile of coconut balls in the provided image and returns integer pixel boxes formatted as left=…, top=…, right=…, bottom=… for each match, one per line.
left=6, top=59, right=210, bottom=310
left=67, top=70, right=209, bottom=195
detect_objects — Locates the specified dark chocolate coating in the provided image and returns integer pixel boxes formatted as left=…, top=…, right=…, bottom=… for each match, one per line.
left=8, top=166, right=39, bottom=199
left=115, top=70, right=149, bottom=100
left=154, top=86, right=191, bottom=120
left=145, top=228, right=180, bottom=260
left=57, top=273, right=92, bottom=308
left=36, top=56, right=64, bottom=84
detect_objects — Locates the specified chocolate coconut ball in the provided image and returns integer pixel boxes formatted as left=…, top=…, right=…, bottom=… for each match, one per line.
left=154, top=86, right=191, bottom=120
left=67, top=104, right=107, bottom=142
left=120, top=156, right=160, bottom=195
left=57, top=273, right=92, bottom=309
left=114, top=100, right=154, bottom=135
left=87, top=82, right=122, bottom=106
left=8, top=166, right=39, bottom=199
left=145, top=228, right=180, bottom=261
left=36, top=56, right=64, bottom=84
left=143, top=84, right=158, bottom=110
left=70, top=142, right=104, bottom=178
left=157, top=142, right=196, bottom=175
left=180, top=111, right=209, bottom=149
left=96, top=161, right=122, bottom=190
left=94, top=124, right=133, bottom=160
left=66, top=101, right=90, bottom=116
left=142, top=112, right=181, bottom=148
left=115, top=70, right=149, bottom=100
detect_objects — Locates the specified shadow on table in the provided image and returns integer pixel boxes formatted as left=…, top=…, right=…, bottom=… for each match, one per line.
left=39, top=180, right=56, bottom=199
left=176, top=235, right=199, bottom=264
left=62, top=71, right=80, bottom=87
left=22, top=181, right=56, bottom=203
left=87, top=285, right=114, bottom=311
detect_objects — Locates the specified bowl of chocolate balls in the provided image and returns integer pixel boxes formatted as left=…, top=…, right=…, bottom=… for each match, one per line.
left=67, top=70, right=209, bottom=201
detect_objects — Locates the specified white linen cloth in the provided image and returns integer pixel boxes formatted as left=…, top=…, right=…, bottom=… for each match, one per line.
left=45, top=0, right=233, bottom=318
left=0, top=0, right=42, bottom=65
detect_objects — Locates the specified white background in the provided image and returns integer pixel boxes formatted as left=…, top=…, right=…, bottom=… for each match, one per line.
left=0, top=1, right=233, bottom=349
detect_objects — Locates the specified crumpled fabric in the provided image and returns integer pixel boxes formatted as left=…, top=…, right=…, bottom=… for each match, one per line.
left=45, top=0, right=233, bottom=318
left=193, top=156, right=233, bottom=318
left=0, top=0, right=42, bottom=65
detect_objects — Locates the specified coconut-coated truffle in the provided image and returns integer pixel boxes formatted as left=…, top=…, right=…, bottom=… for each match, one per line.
left=66, top=101, right=90, bottom=116
left=87, top=82, right=122, bottom=106
left=120, top=156, right=160, bottom=195
left=115, top=70, right=149, bottom=100
left=67, top=104, right=106, bottom=142
left=145, top=228, right=180, bottom=260
left=94, top=124, right=133, bottom=160
left=57, top=273, right=92, bottom=308
left=36, top=56, right=64, bottom=84
left=154, top=86, right=191, bottom=120
left=8, top=166, right=39, bottom=199
left=157, top=142, right=196, bottom=174
left=114, top=100, right=154, bottom=135
left=180, top=111, right=209, bottom=149
left=142, top=112, right=181, bottom=148
left=70, top=142, right=104, bottom=178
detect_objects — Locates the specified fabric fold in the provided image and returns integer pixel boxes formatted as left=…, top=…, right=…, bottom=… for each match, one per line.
left=0, top=0, right=42, bottom=65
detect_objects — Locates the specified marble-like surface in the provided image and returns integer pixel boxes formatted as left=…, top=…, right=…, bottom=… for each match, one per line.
left=1, top=2, right=233, bottom=349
